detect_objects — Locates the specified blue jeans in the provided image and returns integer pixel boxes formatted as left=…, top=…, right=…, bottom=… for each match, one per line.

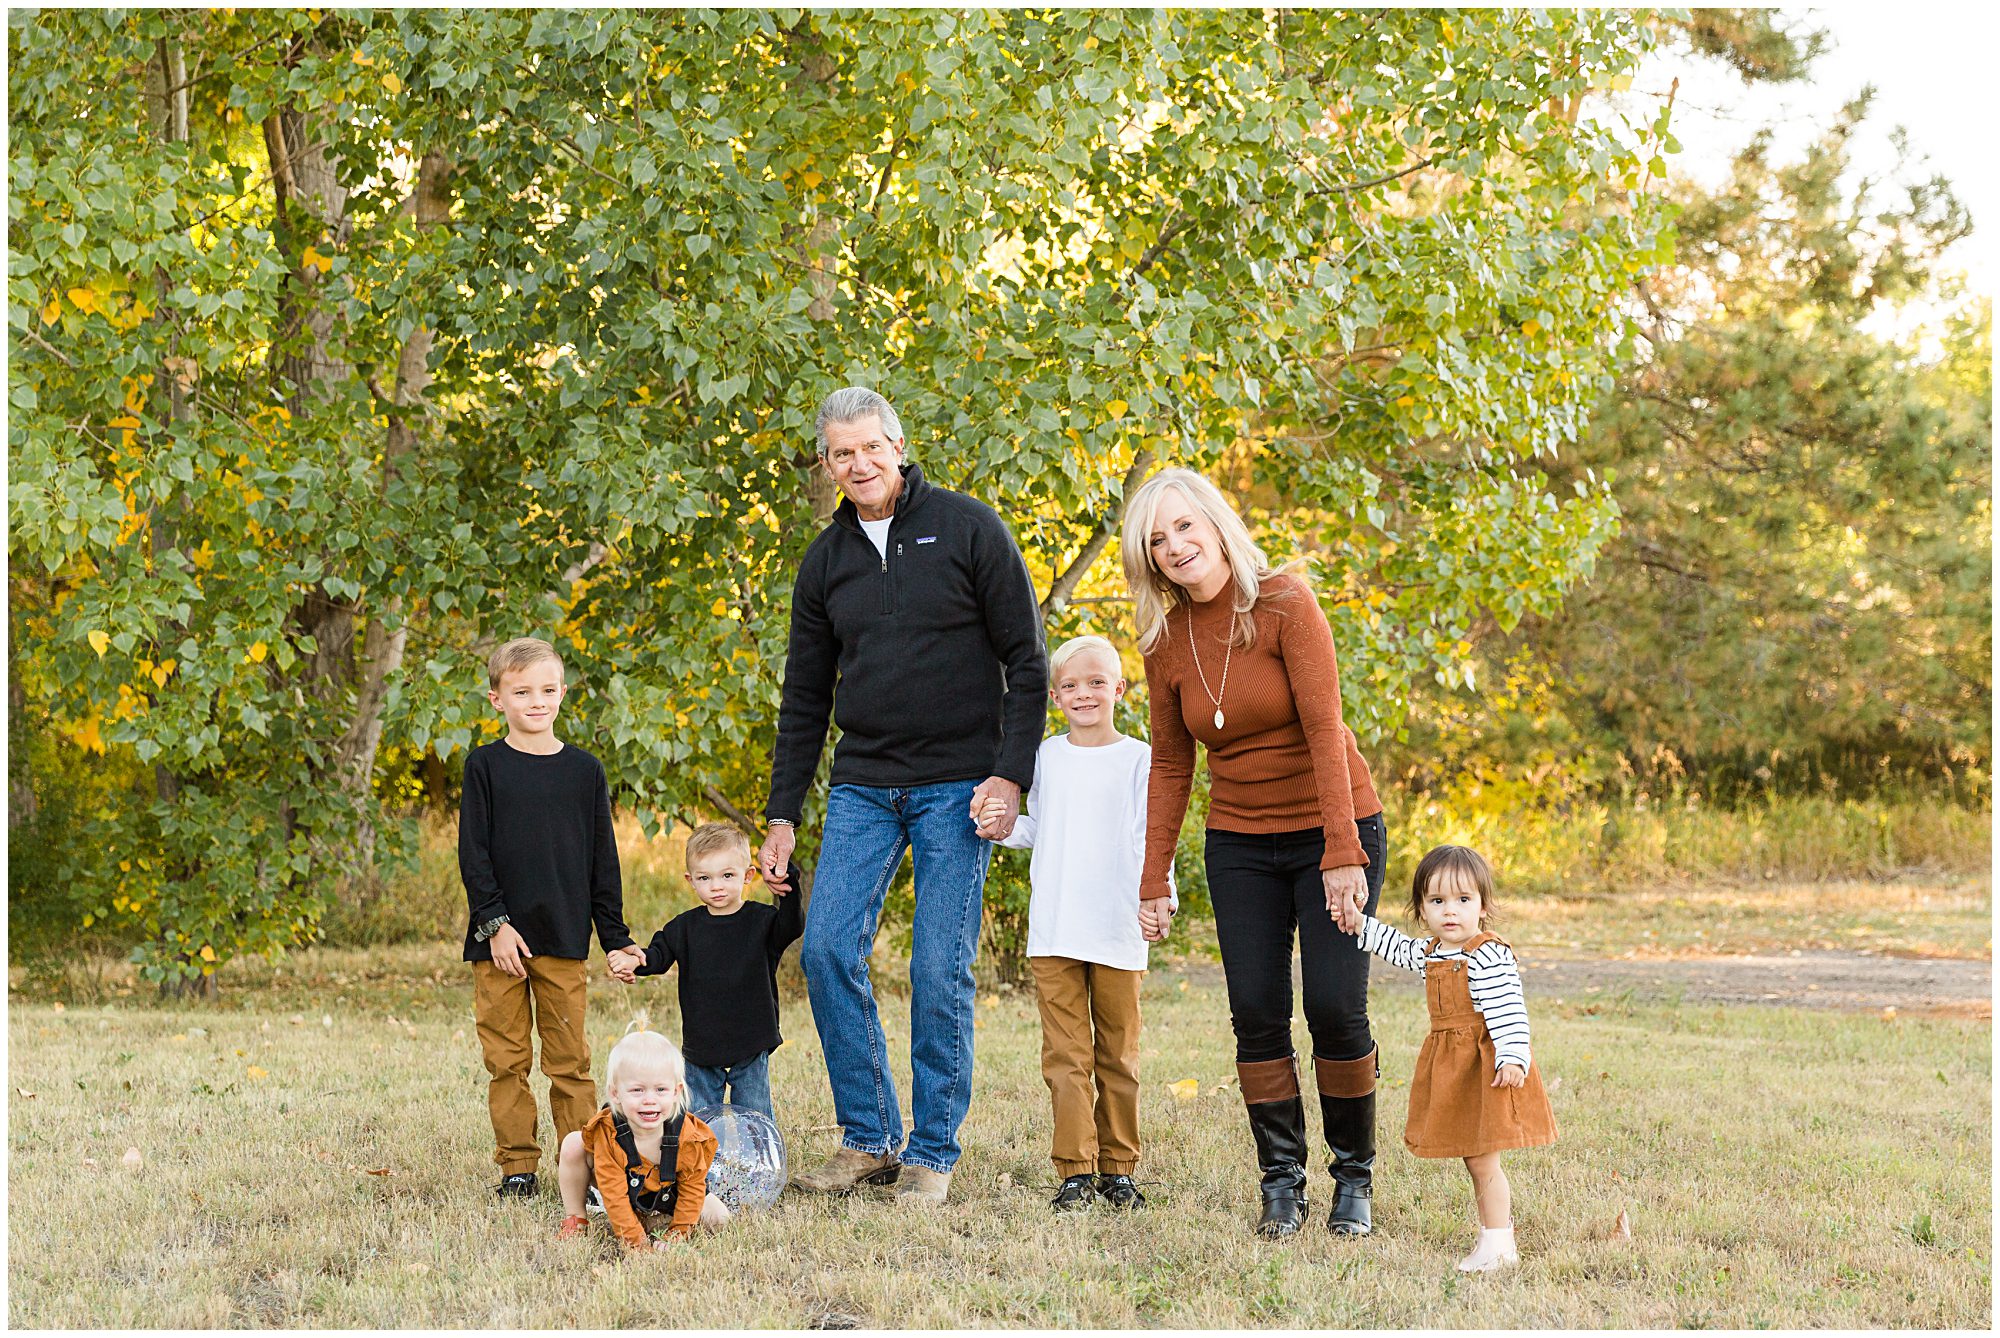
left=685, top=1051, right=773, bottom=1121
left=800, top=780, right=991, bottom=1174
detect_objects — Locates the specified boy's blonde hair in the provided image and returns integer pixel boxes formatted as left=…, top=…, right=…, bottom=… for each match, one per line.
left=1048, top=634, right=1123, bottom=684
left=604, top=1030, right=687, bottom=1120
left=486, top=636, right=563, bottom=689
left=684, top=821, right=752, bottom=869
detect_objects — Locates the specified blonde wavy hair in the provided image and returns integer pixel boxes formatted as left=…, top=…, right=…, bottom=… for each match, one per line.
left=604, top=1029, right=688, bottom=1121
left=1118, top=467, right=1300, bottom=654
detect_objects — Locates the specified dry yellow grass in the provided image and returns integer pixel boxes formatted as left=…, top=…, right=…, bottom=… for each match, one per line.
left=8, top=941, right=1990, bottom=1328
left=1490, top=874, right=1993, bottom=961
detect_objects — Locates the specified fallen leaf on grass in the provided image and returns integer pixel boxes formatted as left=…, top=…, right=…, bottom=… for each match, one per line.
left=81, top=1157, right=97, bottom=1168
left=122, top=1147, right=143, bottom=1171
left=361, top=1167, right=396, bottom=1177
left=1168, top=1078, right=1201, bottom=1102
left=408, top=1262, right=431, bottom=1275
left=1881, top=1006, right=1899, bottom=1021
left=246, top=1066, right=268, bottom=1081
left=996, top=1172, right=1014, bottom=1189
left=1612, top=1209, right=1632, bottom=1241
left=289, top=1015, right=305, bottom=1026
left=51, top=1002, right=65, bottom=1013
left=1544, top=1075, right=1563, bottom=1095
left=16, top=1089, right=35, bottom=1100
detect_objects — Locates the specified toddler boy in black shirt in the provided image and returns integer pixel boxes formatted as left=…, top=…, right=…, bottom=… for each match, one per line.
left=611, top=822, right=802, bottom=1119
left=459, top=637, right=645, bottom=1198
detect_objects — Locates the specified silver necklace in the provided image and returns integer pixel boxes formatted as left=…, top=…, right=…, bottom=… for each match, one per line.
left=1186, top=603, right=1232, bottom=731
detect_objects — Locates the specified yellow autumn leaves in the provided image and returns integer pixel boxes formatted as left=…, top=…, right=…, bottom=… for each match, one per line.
left=40, top=283, right=153, bottom=331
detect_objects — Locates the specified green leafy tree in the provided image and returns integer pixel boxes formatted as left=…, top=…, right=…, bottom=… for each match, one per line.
left=10, top=9, right=1672, bottom=982
left=1391, top=34, right=1991, bottom=803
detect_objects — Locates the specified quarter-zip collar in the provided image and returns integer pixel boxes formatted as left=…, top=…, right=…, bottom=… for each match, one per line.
left=832, top=461, right=933, bottom=535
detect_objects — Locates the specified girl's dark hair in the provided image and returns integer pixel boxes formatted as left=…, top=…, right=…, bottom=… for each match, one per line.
left=1408, top=845, right=1497, bottom=923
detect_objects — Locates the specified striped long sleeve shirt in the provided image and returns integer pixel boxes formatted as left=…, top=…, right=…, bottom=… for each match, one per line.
left=1357, top=915, right=1533, bottom=1071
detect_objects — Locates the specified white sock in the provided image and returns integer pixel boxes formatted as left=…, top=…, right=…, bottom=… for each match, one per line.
left=1457, top=1225, right=1519, bottom=1272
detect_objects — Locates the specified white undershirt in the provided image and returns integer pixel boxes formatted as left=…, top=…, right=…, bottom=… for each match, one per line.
left=1000, top=733, right=1176, bottom=971
left=859, top=515, right=893, bottom=561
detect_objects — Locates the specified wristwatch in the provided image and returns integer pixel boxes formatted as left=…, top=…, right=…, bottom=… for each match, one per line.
left=767, top=818, right=795, bottom=829
left=474, top=914, right=511, bottom=942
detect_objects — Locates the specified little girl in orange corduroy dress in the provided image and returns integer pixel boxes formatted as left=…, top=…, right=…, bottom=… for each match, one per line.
left=1343, top=844, right=1556, bottom=1272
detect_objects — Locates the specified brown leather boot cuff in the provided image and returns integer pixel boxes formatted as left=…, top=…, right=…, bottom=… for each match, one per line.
left=1237, top=1056, right=1301, bottom=1105
left=1315, top=1048, right=1378, bottom=1098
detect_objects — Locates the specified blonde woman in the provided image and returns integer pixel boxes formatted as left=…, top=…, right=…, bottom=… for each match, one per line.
left=1120, top=467, right=1388, bottom=1241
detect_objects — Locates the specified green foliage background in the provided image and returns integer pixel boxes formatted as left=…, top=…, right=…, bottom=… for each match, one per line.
left=10, top=9, right=1984, bottom=983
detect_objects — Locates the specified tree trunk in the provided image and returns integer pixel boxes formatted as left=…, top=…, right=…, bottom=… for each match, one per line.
left=328, top=150, right=453, bottom=874
left=1041, top=449, right=1156, bottom=618
left=146, top=32, right=210, bottom=1001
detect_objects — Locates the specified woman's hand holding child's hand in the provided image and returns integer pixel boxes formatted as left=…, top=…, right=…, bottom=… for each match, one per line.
left=1491, top=1063, right=1526, bottom=1089
left=1324, top=865, right=1368, bottom=936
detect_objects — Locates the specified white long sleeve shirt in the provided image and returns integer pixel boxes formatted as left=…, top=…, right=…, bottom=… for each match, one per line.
left=1356, top=914, right=1533, bottom=1071
left=1000, top=733, right=1175, bottom=971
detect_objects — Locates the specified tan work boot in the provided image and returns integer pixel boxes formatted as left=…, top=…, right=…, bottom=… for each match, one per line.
left=896, top=1165, right=952, bottom=1206
left=791, top=1145, right=902, bottom=1194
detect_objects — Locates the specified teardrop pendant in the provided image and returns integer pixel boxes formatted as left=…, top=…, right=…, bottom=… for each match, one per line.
left=1213, top=708, right=1226, bottom=731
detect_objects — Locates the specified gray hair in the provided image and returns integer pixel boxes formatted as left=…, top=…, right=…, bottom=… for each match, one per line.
left=815, top=386, right=905, bottom=456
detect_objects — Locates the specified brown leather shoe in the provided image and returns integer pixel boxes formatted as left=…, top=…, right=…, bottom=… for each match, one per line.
left=895, top=1165, right=952, bottom=1206
left=791, top=1145, right=902, bottom=1194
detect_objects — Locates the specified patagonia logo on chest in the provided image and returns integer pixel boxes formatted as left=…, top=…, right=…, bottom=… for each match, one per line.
left=916, top=536, right=937, bottom=544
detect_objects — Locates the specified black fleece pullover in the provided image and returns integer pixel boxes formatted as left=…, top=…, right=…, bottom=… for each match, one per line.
left=765, top=462, right=1048, bottom=824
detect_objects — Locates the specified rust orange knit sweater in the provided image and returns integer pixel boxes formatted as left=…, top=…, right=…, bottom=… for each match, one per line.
left=1141, top=573, right=1382, bottom=900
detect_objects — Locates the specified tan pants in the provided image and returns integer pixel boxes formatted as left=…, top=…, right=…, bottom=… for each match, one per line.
left=474, top=956, right=595, bottom=1174
left=1031, top=956, right=1144, bottom=1177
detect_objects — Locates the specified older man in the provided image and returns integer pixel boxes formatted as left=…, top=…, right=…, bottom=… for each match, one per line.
left=760, top=386, right=1046, bottom=1205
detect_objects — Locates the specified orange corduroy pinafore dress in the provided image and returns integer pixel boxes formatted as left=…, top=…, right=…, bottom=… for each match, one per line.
left=1403, top=932, right=1558, bottom=1159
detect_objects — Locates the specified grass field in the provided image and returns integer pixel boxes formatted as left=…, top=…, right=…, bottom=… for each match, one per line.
left=9, top=916, right=1991, bottom=1329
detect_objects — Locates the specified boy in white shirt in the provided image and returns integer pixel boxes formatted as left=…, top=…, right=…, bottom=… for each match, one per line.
left=973, top=634, right=1175, bottom=1212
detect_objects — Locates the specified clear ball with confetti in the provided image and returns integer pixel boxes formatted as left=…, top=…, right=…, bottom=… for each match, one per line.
left=694, top=1104, right=788, bottom=1213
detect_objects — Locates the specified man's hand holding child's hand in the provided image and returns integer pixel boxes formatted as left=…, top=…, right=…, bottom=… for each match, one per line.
left=1491, top=1062, right=1526, bottom=1089
left=1137, top=897, right=1174, bottom=943
left=970, top=795, right=1010, bottom=841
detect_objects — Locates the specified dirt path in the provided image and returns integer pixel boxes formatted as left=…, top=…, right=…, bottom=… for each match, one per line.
left=1502, top=949, right=1992, bottom=1014
left=1172, top=950, right=1992, bottom=1015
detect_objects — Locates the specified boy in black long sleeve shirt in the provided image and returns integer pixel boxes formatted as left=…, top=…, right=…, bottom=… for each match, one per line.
left=612, top=823, right=802, bottom=1120
left=459, top=637, right=641, bottom=1198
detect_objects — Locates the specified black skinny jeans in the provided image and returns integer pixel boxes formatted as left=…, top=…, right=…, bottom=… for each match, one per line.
left=1203, top=813, right=1388, bottom=1066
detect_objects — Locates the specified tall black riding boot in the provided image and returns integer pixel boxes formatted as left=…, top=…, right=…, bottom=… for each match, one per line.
left=1316, top=1050, right=1379, bottom=1237
left=1238, top=1055, right=1309, bottom=1240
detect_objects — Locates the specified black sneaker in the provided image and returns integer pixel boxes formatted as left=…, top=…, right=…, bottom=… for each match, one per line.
left=495, top=1172, right=538, bottom=1199
left=1095, top=1174, right=1146, bottom=1209
left=1051, top=1173, right=1097, bottom=1212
